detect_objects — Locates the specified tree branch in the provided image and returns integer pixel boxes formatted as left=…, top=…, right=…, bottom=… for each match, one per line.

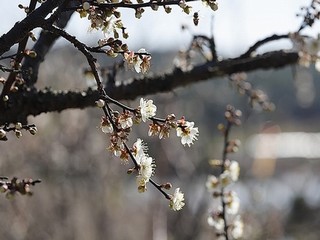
left=0, top=0, right=67, bottom=56
left=0, top=50, right=299, bottom=125
left=22, top=5, right=76, bottom=86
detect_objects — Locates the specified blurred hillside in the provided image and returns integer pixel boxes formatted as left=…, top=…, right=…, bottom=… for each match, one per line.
left=0, top=46, right=320, bottom=240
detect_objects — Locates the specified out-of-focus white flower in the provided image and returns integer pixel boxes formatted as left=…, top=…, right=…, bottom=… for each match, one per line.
left=305, top=35, right=320, bottom=56
left=139, top=98, right=157, bottom=122
left=226, top=161, right=240, bottom=182
left=315, top=59, right=320, bottom=72
left=225, top=191, right=240, bottom=215
left=101, top=117, right=113, bottom=134
left=207, top=213, right=224, bottom=231
left=231, top=215, right=244, bottom=239
left=169, top=188, right=185, bottom=211
left=206, top=175, right=219, bottom=192
left=176, top=121, right=199, bottom=147
left=219, top=170, right=232, bottom=187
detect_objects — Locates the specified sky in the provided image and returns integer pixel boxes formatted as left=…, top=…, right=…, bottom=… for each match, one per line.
left=1, top=0, right=319, bottom=56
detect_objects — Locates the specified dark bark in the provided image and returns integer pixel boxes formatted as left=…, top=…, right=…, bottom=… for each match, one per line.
left=0, top=50, right=299, bottom=125
left=0, top=0, right=67, bottom=56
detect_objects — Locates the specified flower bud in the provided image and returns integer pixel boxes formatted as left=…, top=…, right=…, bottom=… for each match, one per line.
left=0, top=184, right=8, bottom=193
left=29, top=127, right=38, bottom=135
left=3, top=95, right=9, bottom=102
left=15, top=122, right=22, bottom=130
left=0, top=129, right=6, bottom=139
left=95, top=99, right=105, bottom=108
left=15, top=130, right=22, bottom=138
left=82, top=1, right=90, bottom=10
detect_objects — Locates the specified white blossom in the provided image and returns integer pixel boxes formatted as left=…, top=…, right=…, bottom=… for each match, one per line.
left=138, top=155, right=155, bottom=182
left=225, top=191, right=240, bottom=215
left=207, top=214, right=224, bottom=231
left=132, top=138, right=148, bottom=160
left=206, top=175, right=219, bottom=192
left=139, top=98, right=157, bottom=122
left=219, top=170, right=233, bottom=187
left=231, top=215, right=244, bottom=239
left=101, top=117, right=113, bottom=134
left=169, top=188, right=185, bottom=211
left=227, top=160, right=240, bottom=182
left=176, top=121, right=199, bottom=147
left=118, top=113, right=133, bottom=129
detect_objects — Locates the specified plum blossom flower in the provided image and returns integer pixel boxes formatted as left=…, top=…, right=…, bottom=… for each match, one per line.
left=124, top=49, right=151, bottom=74
left=226, top=160, right=240, bottom=182
left=138, top=155, right=155, bottom=181
left=148, top=123, right=161, bottom=136
left=139, top=98, right=157, bottom=122
left=132, top=138, right=148, bottom=160
left=207, top=210, right=224, bottom=231
left=231, top=215, right=244, bottom=239
left=100, top=116, right=113, bottom=134
left=135, top=155, right=155, bottom=192
left=176, top=120, right=199, bottom=147
left=206, top=175, right=219, bottom=192
left=169, top=188, right=185, bottom=211
left=225, top=191, right=240, bottom=215
left=118, top=112, right=133, bottom=129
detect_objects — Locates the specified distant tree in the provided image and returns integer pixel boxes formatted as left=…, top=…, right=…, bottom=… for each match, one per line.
left=0, top=0, right=319, bottom=239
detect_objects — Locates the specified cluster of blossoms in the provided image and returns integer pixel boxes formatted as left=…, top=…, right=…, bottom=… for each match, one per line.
left=79, top=1, right=124, bottom=35
left=0, top=123, right=37, bottom=141
left=290, top=33, right=320, bottom=71
left=98, top=97, right=198, bottom=210
left=124, top=49, right=151, bottom=74
left=206, top=106, right=243, bottom=239
left=0, top=177, right=41, bottom=198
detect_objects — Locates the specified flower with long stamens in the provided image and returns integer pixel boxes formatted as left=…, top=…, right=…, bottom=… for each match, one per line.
left=139, top=98, right=157, bottom=122
left=176, top=119, right=199, bottom=147
left=169, top=188, right=185, bottom=211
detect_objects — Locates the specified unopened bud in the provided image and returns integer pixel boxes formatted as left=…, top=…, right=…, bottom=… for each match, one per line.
left=15, top=122, right=22, bottom=130
left=95, top=99, right=105, bottom=108
left=15, top=130, right=22, bottom=138
left=82, top=1, right=90, bottom=10
left=0, top=184, right=8, bottom=193
left=163, top=182, right=172, bottom=190
left=164, top=6, right=172, bottom=14
left=127, top=168, right=135, bottom=174
left=0, top=129, right=6, bottom=139
left=210, top=2, right=218, bottom=11
left=29, top=127, right=38, bottom=135
left=3, top=95, right=9, bottom=102
left=209, top=159, right=222, bottom=166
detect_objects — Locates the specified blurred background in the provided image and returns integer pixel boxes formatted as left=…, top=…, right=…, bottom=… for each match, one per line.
left=1, top=0, right=320, bottom=239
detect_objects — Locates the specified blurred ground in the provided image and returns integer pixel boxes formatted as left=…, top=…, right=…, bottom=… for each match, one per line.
left=1, top=47, right=320, bottom=240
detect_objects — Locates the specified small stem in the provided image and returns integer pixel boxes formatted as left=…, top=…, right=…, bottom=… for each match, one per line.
left=149, top=178, right=171, bottom=200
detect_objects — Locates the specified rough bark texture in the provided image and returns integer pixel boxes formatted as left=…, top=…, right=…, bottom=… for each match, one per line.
left=0, top=50, right=298, bottom=125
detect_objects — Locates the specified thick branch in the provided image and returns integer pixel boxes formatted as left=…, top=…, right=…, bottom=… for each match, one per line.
left=22, top=7, right=75, bottom=86
left=0, top=50, right=299, bottom=125
left=0, top=0, right=67, bottom=56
